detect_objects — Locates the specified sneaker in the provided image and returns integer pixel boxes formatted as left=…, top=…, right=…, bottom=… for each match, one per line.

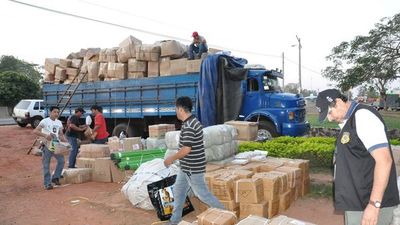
left=51, top=178, right=61, bottom=186
left=45, top=185, right=53, bottom=190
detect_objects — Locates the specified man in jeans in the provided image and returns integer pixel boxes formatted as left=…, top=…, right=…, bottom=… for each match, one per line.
left=90, top=105, right=109, bottom=144
left=33, top=106, right=68, bottom=190
left=66, top=107, right=86, bottom=168
left=164, top=96, right=224, bottom=225
left=188, top=31, right=208, bottom=60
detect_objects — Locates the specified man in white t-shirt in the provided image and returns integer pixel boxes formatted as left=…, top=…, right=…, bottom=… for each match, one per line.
left=33, top=106, right=68, bottom=190
left=316, top=89, right=399, bottom=225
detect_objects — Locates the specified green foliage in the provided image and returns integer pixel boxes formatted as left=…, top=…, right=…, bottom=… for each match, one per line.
left=0, top=55, right=42, bottom=84
left=391, top=139, right=400, bottom=146
left=309, top=183, right=333, bottom=198
left=0, top=71, right=40, bottom=107
left=239, top=137, right=336, bottom=168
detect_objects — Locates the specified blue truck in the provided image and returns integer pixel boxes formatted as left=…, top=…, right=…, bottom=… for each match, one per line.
left=43, top=58, right=309, bottom=140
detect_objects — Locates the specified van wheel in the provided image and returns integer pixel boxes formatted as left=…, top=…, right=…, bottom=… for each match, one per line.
left=112, top=123, right=134, bottom=137
left=31, top=117, right=42, bottom=129
left=258, top=121, right=279, bottom=141
left=17, top=122, right=28, bottom=127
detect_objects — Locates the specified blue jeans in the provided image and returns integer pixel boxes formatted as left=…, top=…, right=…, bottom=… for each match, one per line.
left=170, top=169, right=224, bottom=223
left=93, top=137, right=107, bottom=144
left=188, top=43, right=208, bottom=60
left=67, top=136, right=78, bottom=168
left=42, top=146, right=65, bottom=187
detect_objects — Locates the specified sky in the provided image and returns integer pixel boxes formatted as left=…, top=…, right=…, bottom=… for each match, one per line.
left=1, top=0, right=399, bottom=93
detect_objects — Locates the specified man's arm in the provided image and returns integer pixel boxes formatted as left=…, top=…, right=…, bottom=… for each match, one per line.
left=33, top=124, right=52, bottom=141
left=70, top=123, right=86, bottom=132
left=164, top=146, right=191, bottom=167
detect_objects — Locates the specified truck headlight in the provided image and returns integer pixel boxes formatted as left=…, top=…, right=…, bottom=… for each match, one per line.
left=288, top=111, right=295, bottom=120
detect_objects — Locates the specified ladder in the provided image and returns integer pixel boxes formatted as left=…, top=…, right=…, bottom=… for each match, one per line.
left=56, top=71, right=87, bottom=115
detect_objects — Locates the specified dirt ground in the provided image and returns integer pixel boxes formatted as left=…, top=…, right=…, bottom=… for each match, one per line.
left=0, top=125, right=344, bottom=225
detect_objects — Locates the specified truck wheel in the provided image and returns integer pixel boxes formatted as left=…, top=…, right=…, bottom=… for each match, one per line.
left=112, top=123, right=134, bottom=137
left=31, top=117, right=42, bottom=129
left=258, top=121, right=278, bottom=141
left=17, top=122, right=28, bottom=127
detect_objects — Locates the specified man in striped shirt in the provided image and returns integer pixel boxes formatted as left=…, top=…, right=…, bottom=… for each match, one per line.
left=164, top=96, right=224, bottom=225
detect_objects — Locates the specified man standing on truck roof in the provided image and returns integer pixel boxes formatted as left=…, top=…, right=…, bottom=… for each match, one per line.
left=66, top=107, right=87, bottom=168
left=164, top=96, right=224, bottom=225
left=33, top=106, right=67, bottom=190
left=90, top=105, right=109, bottom=144
left=188, top=31, right=208, bottom=60
left=316, top=89, right=399, bottom=225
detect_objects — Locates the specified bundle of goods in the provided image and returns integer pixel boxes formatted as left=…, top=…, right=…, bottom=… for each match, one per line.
left=164, top=124, right=238, bottom=162
left=110, top=148, right=166, bottom=170
left=121, top=158, right=178, bottom=210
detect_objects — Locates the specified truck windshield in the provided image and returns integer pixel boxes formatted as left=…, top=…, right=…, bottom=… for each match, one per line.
left=263, top=76, right=282, bottom=92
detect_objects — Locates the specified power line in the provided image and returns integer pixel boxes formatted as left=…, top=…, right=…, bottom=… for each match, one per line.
left=9, top=0, right=324, bottom=75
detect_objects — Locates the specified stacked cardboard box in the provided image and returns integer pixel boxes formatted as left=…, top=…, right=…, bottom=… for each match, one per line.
left=224, top=121, right=258, bottom=141
left=237, top=178, right=266, bottom=219
left=122, top=137, right=142, bottom=151
left=197, top=208, right=237, bottom=225
left=61, top=168, right=92, bottom=184
left=269, top=215, right=316, bottom=225
left=148, top=124, right=175, bottom=138
left=211, top=174, right=239, bottom=201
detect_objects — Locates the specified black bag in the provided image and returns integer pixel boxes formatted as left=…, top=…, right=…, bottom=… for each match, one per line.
left=147, top=175, right=194, bottom=221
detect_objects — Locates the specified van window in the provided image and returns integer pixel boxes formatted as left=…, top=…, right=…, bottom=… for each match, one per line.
left=39, top=102, right=44, bottom=110
left=33, top=102, right=40, bottom=110
left=247, top=78, right=259, bottom=92
left=15, top=100, right=31, bottom=109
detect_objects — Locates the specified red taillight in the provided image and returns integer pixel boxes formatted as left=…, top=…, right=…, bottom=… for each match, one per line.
left=25, top=112, right=30, bottom=118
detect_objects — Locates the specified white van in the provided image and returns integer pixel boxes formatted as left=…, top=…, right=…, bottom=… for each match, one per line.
left=12, top=99, right=45, bottom=128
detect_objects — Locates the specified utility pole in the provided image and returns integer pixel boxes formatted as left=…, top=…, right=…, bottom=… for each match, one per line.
left=282, top=52, right=285, bottom=87
left=296, top=35, right=302, bottom=94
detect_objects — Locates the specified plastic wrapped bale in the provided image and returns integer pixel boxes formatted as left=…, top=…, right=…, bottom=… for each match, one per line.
left=165, top=131, right=180, bottom=150
left=203, top=124, right=237, bottom=148
left=205, top=142, right=234, bottom=162
left=164, top=149, right=180, bottom=166
left=146, top=138, right=167, bottom=150
left=121, top=158, right=178, bottom=210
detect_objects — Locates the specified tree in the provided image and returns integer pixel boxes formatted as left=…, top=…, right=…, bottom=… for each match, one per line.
left=0, top=71, right=40, bottom=115
left=322, top=13, right=400, bottom=108
left=0, top=55, right=42, bottom=84
left=283, top=83, right=299, bottom=94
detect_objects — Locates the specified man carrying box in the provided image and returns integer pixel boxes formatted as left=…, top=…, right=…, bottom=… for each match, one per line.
left=164, top=96, right=224, bottom=225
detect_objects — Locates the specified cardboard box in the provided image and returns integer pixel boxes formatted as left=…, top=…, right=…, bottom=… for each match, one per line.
left=71, top=59, right=82, bottom=68
left=128, top=59, right=147, bottom=72
left=135, top=44, right=161, bottom=62
left=107, top=62, right=127, bottom=79
left=60, top=59, right=72, bottom=68
left=45, top=58, right=60, bottom=74
left=252, top=172, right=281, bottom=201
left=267, top=199, right=280, bottom=218
left=205, top=172, right=222, bottom=190
left=117, top=35, right=142, bottom=63
left=66, top=67, right=79, bottom=77
left=110, top=163, right=125, bottom=183
left=148, top=124, right=175, bottom=138
left=160, top=57, right=171, bottom=76
left=240, top=162, right=264, bottom=173
left=279, top=190, right=291, bottom=212
left=187, top=59, right=202, bottom=73
left=267, top=171, right=289, bottom=194
left=302, top=177, right=310, bottom=197
left=236, top=215, right=269, bottom=225
left=93, top=157, right=112, bottom=182
left=269, top=215, right=316, bottom=225
left=62, top=168, right=92, bottom=184
left=178, top=221, right=195, bottom=225
left=275, top=166, right=301, bottom=189
left=197, top=208, right=237, bottom=225
left=224, top=121, right=258, bottom=141
left=127, top=72, right=146, bottom=79
left=170, top=58, right=188, bottom=75
left=228, top=170, right=254, bottom=179
left=236, top=178, right=263, bottom=203
left=220, top=200, right=238, bottom=211
left=87, top=61, right=99, bottom=82
left=206, top=164, right=223, bottom=173
left=55, top=66, right=67, bottom=81
left=209, top=48, right=222, bottom=54
left=79, top=144, right=110, bottom=158
left=160, top=40, right=185, bottom=58
left=98, top=62, right=108, bottom=79
left=211, top=174, right=239, bottom=201
left=147, top=61, right=160, bottom=77
left=258, top=161, right=284, bottom=172
left=76, top=157, right=96, bottom=169
left=190, top=196, right=209, bottom=214
left=123, top=137, right=142, bottom=151
left=239, top=201, right=267, bottom=219
left=107, top=136, right=122, bottom=152
left=106, top=48, right=118, bottom=63
left=224, top=164, right=244, bottom=170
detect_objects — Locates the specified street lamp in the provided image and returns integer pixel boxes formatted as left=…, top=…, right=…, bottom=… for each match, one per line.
left=292, top=35, right=302, bottom=94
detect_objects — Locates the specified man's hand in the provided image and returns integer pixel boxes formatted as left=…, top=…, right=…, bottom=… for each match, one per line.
left=45, top=134, right=52, bottom=141
left=361, top=204, right=380, bottom=225
left=164, top=157, right=174, bottom=167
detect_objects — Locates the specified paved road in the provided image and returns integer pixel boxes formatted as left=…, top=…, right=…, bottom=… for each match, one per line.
left=0, top=118, right=16, bottom=126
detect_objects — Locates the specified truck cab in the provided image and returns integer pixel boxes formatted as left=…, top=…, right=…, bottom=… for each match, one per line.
left=239, top=69, right=309, bottom=140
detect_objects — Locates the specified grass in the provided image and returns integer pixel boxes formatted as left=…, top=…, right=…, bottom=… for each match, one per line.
left=307, top=113, right=400, bottom=130
left=309, top=183, right=333, bottom=198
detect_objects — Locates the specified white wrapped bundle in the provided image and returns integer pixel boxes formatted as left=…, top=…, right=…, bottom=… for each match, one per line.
left=146, top=137, right=167, bottom=150
left=165, top=131, right=180, bottom=149
left=205, top=141, right=238, bottom=162
left=121, top=158, right=178, bottom=210
left=203, top=124, right=237, bottom=148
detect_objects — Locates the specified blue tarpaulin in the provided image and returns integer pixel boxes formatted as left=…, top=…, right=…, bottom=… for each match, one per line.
left=197, top=54, right=247, bottom=127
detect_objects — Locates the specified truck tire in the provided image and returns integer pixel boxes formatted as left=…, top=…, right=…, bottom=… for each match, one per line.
left=31, top=116, right=42, bottom=129
left=112, top=123, right=134, bottom=137
left=17, top=122, right=28, bottom=127
left=258, top=120, right=279, bottom=141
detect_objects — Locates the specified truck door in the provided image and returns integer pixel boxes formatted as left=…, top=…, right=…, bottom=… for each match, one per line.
left=240, top=77, right=261, bottom=117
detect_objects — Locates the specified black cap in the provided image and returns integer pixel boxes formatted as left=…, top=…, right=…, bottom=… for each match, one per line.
left=316, top=89, right=342, bottom=122
left=75, top=107, right=86, bottom=113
